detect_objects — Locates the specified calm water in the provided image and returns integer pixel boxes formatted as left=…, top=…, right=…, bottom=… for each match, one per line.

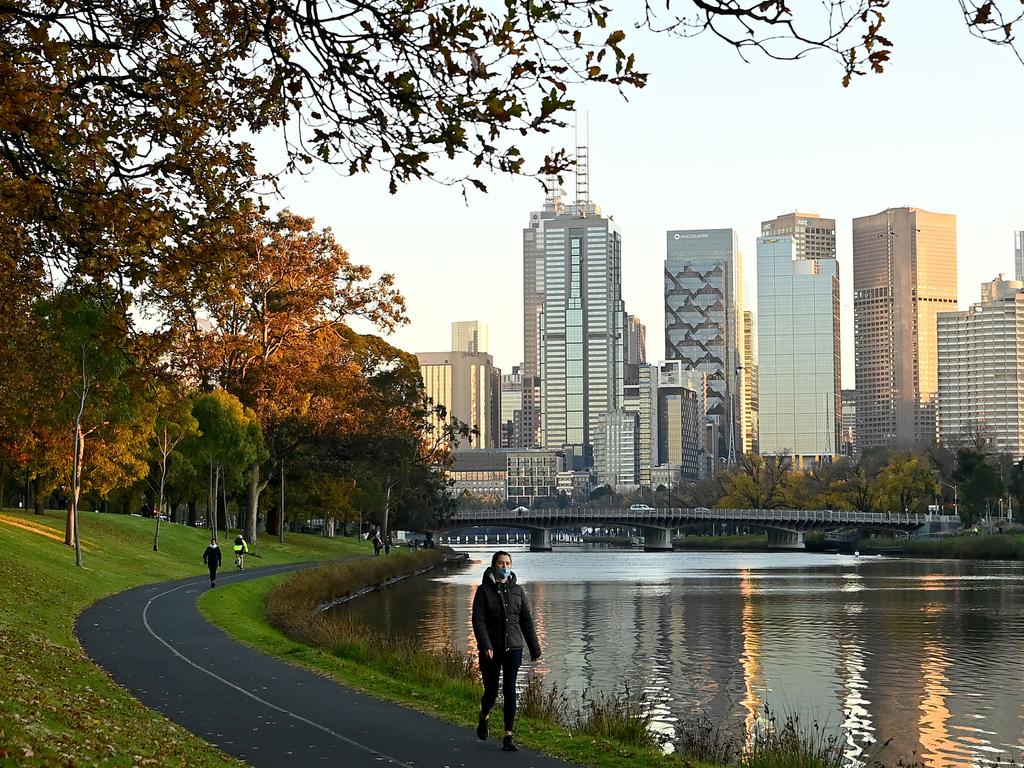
left=337, top=548, right=1024, bottom=765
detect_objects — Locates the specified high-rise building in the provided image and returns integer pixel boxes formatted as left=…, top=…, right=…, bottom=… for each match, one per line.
left=624, top=363, right=657, bottom=486
left=593, top=409, right=640, bottom=487
left=656, top=360, right=709, bottom=480
left=1016, top=231, right=1024, bottom=283
left=451, top=320, right=489, bottom=354
left=626, top=314, right=647, bottom=365
left=757, top=227, right=840, bottom=462
left=665, top=229, right=744, bottom=467
left=938, top=276, right=1024, bottom=458
left=535, top=189, right=626, bottom=460
left=761, top=212, right=837, bottom=259
left=841, top=390, right=857, bottom=457
left=416, top=351, right=501, bottom=449
left=853, top=207, right=957, bottom=449
left=500, top=365, right=524, bottom=448
left=743, top=310, right=759, bottom=456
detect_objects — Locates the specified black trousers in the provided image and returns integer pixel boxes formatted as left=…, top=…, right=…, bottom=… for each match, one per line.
left=207, top=563, right=218, bottom=583
left=479, top=647, right=523, bottom=731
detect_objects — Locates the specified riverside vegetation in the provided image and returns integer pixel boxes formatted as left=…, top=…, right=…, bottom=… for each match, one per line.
left=203, top=550, right=944, bottom=768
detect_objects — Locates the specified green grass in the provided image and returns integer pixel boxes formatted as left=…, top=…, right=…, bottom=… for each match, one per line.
left=0, top=508, right=365, bottom=767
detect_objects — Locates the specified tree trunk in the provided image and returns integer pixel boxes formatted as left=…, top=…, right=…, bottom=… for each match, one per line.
left=187, top=499, right=197, bottom=528
left=278, top=458, right=285, bottom=544
left=244, top=461, right=266, bottom=545
left=31, top=474, right=45, bottom=515
left=324, top=516, right=335, bottom=538
left=69, top=423, right=84, bottom=567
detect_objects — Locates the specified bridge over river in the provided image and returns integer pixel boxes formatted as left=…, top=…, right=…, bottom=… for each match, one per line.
left=436, top=507, right=961, bottom=551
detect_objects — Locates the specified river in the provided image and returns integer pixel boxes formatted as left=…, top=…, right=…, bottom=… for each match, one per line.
left=335, top=547, right=1024, bottom=766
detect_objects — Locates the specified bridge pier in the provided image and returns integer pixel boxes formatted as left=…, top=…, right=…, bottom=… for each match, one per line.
left=767, top=528, right=805, bottom=550
left=530, top=529, right=552, bottom=552
left=642, top=527, right=673, bottom=552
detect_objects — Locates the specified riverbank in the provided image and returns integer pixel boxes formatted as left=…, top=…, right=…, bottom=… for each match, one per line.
left=804, top=531, right=1024, bottom=559
left=0, top=508, right=365, bottom=766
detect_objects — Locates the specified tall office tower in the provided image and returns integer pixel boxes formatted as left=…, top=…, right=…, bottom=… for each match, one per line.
left=624, top=363, right=657, bottom=485
left=665, top=229, right=744, bottom=467
left=451, top=321, right=489, bottom=354
left=656, top=360, right=709, bottom=479
left=938, top=276, right=1024, bottom=458
left=761, top=211, right=837, bottom=259
left=626, top=315, right=647, bottom=365
left=534, top=168, right=626, bottom=462
left=1016, top=231, right=1024, bottom=283
left=522, top=186, right=566, bottom=448
left=756, top=234, right=840, bottom=462
left=593, top=410, right=640, bottom=487
left=841, top=390, right=858, bottom=457
left=743, top=311, right=759, bottom=456
left=853, top=207, right=957, bottom=449
left=416, top=351, right=501, bottom=449
left=500, top=365, right=524, bottom=448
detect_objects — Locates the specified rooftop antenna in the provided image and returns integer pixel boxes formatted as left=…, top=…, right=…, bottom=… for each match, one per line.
left=574, top=112, right=590, bottom=207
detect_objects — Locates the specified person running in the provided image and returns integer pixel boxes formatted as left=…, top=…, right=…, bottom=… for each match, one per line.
left=233, top=534, right=249, bottom=570
left=471, top=550, right=541, bottom=752
left=202, top=538, right=221, bottom=588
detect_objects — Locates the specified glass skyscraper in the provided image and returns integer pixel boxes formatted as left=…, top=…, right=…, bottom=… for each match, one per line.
left=538, top=201, right=626, bottom=459
left=756, top=235, right=840, bottom=459
left=664, top=228, right=744, bottom=466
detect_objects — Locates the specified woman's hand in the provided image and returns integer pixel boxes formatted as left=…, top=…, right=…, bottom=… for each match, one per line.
left=486, top=649, right=494, bottom=660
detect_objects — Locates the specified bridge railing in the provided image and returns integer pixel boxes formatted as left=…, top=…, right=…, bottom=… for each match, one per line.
left=446, top=508, right=959, bottom=526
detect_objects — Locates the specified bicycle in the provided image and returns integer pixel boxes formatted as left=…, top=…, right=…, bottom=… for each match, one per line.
left=234, top=553, right=244, bottom=571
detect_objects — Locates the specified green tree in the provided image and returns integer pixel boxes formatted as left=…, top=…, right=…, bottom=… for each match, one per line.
left=149, top=389, right=199, bottom=551
left=874, top=453, right=939, bottom=516
left=717, top=454, right=794, bottom=509
left=953, top=449, right=1005, bottom=526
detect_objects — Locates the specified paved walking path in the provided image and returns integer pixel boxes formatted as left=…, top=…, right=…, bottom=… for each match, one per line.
left=75, top=562, right=578, bottom=768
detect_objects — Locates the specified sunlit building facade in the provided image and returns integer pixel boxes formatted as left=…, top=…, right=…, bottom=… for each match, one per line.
left=853, top=208, right=957, bottom=449
left=416, top=351, right=501, bottom=449
left=500, top=365, right=524, bottom=448
left=451, top=320, right=489, bottom=354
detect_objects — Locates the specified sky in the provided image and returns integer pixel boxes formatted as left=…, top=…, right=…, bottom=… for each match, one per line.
left=254, top=3, right=1024, bottom=389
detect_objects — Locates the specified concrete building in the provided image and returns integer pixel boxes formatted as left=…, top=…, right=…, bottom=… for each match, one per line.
left=761, top=211, right=837, bottom=260
left=593, top=409, right=640, bottom=487
left=624, top=363, right=658, bottom=486
left=841, top=390, right=857, bottom=457
left=853, top=207, right=957, bottom=449
left=556, top=470, right=593, bottom=501
left=938, top=276, right=1024, bottom=458
left=536, top=190, right=626, bottom=461
left=506, top=450, right=562, bottom=507
left=417, top=351, right=501, bottom=449
left=665, top=228, right=744, bottom=467
left=1015, top=231, right=1024, bottom=283
left=651, top=463, right=683, bottom=492
left=450, top=450, right=508, bottom=499
left=451, top=320, right=489, bottom=354
left=756, top=233, right=841, bottom=461
left=743, top=310, right=759, bottom=456
left=500, top=365, right=524, bottom=448
left=656, top=360, right=709, bottom=480
left=626, top=314, right=647, bottom=366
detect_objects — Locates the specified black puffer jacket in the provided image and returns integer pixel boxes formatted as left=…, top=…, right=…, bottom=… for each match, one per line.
left=471, top=567, right=541, bottom=660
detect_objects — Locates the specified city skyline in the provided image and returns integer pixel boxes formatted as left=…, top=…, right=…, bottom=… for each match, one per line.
left=255, top=6, right=1023, bottom=387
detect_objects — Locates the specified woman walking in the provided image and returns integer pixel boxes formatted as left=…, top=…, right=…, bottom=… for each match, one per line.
left=471, top=550, right=541, bottom=752
left=202, top=538, right=221, bottom=588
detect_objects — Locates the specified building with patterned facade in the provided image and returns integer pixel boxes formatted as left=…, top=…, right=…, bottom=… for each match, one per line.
left=664, top=229, right=744, bottom=467
left=853, top=208, right=957, bottom=449
left=938, top=276, right=1024, bottom=459
left=416, top=351, right=501, bottom=449
left=506, top=449, right=563, bottom=507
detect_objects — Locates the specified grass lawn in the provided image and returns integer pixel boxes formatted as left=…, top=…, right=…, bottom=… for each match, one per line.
left=0, top=508, right=365, bottom=767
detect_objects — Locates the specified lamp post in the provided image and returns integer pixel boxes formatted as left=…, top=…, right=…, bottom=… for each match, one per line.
left=938, top=480, right=958, bottom=518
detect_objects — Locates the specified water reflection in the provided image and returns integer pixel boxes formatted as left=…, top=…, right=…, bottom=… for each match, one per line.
left=334, top=550, right=1024, bottom=767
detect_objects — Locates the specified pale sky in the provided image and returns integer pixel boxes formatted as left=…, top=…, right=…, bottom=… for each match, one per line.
left=256, top=3, right=1024, bottom=389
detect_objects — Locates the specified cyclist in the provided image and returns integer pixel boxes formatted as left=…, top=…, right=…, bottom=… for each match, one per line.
left=233, top=534, right=249, bottom=570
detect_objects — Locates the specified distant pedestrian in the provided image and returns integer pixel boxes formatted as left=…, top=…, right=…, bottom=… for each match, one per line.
left=202, top=539, right=221, bottom=587
left=471, top=551, right=541, bottom=752
left=372, top=531, right=383, bottom=556
left=384, top=535, right=393, bottom=555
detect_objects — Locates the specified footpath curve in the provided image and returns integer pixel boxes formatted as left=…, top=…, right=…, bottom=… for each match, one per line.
left=76, top=562, right=578, bottom=768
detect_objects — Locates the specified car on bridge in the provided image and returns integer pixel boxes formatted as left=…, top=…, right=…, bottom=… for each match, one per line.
left=629, top=504, right=654, bottom=511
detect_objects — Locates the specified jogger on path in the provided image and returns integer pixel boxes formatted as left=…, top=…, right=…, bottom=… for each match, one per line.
left=202, top=539, right=221, bottom=587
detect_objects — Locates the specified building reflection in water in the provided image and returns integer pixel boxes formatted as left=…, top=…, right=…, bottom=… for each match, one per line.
left=739, top=569, right=764, bottom=743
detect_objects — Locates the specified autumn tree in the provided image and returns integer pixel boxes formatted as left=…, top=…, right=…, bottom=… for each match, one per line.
left=717, top=454, right=794, bottom=509
left=874, top=453, right=939, bottom=516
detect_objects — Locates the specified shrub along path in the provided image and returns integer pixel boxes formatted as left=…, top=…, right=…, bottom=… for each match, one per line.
left=76, top=563, right=579, bottom=768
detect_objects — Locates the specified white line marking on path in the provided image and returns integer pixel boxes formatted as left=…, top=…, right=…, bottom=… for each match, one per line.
left=141, top=570, right=417, bottom=768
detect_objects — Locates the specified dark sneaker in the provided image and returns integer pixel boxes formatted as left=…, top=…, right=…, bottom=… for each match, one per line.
left=502, top=735, right=518, bottom=752
left=476, top=714, right=488, bottom=741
